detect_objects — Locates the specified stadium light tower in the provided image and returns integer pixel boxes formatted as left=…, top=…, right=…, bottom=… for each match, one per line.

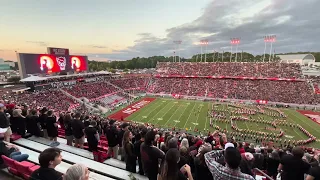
left=173, top=40, right=182, bottom=62
left=200, top=40, right=208, bottom=62
left=263, top=36, right=268, bottom=62
left=230, top=38, right=240, bottom=62
left=268, top=35, right=276, bottom=62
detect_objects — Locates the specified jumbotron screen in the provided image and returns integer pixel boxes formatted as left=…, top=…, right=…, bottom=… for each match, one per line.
left=18, top=53, right=88, bottom=77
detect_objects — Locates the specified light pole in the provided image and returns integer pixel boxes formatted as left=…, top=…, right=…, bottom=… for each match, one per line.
left=268, top=35, right=276, bottom=62
left=200, top=40, right=208, bottom=62
left=263, top=36, right=268, bottom=62
left=173, top=40, right=182, bottom=62
left=230, top=38, right=240, bottom=62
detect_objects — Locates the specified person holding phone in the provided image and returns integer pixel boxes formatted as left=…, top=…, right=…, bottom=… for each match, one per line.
left=158, top=148, right=193, bottom=180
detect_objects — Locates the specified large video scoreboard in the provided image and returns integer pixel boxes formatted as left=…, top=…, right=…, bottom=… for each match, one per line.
left=17, top=47, right=88, bottom=78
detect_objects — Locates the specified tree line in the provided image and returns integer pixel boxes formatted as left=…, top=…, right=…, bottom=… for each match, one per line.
left=88, top=52, right=320, bottom=71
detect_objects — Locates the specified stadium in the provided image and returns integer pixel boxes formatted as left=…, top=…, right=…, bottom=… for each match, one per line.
left=0, top=46, right=320, bottom=180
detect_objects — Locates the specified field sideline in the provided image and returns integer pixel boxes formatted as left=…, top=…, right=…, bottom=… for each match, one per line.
left=110, top=97, right=320, bottom=148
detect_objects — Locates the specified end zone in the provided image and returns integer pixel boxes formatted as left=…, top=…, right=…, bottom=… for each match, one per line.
left=108, top=97, right=156, bottom=121
left=297, top=110, right=320, bottom=126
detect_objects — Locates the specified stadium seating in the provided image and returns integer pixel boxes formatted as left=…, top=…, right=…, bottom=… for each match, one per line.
left=156, top=62, right=302, bottom=78
left=13, top=138, right=147, bottom=180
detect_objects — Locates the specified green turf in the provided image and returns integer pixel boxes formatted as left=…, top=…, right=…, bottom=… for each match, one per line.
left=124, top=98, right=320, bottom=148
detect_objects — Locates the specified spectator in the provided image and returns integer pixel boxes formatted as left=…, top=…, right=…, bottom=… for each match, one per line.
left=194, top=143, right=213, bottom=180
left=64, top=164, right=90, bottom=180
left=134, top=127, right=147, bottom=175
left=119, top=122, right=129, bottom=161
left=141, top=130, right=165, bottom=180
left=0, top=133, right=29, bottom=162
left=83, top=116, right=90, bottom=128
left=38, top=107, right=48, bottom=138
left=46, top=110, right=59, bottom=142
left=30, top=148, right=63, bottom=180
left=158, top=148, right=193, bottom=180
left=180, top=138, right=189, bottom=149
left=11, top=109, right=26, bottom=137
left=253, top=147, right=264, bottom=170
left=204, top=146, right=255, bottom=180
left=64, top=113, right=73, bottom=146
left=58, top=113, right=64, bottom=130
left=84, top=120, right=99, bottom=152
left=105, top=120, right=119, bottom=159
left=306, top=153, right=320, bottom=180
left=25, top=109, right=42, bottom=137
left=71, top=113, right=85, bottom=149
left=266, top=150, right=280, bottom=179
left=278, top=146, right=311, bottom=180
left=122, top=130, right=136, bottom=173
left=0, top=103, right=11, bottom=142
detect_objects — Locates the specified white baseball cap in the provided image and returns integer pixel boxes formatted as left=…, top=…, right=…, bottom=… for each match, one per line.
left=224, top=142, right=235, bottom=150
left=0, top=127, right=8, bottom=134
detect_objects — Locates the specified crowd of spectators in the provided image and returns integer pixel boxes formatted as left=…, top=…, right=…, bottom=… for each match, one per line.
left=157, top=62, right=303, bottom=78
left=1, top=98, right=320, bottom=180
left=63, top=82, right=118, bottom=99
left=150, top=78, right=320, bottom=104
left=110, top=77, right=148, bottom=90
left=8, top=89, right=77, bottom=112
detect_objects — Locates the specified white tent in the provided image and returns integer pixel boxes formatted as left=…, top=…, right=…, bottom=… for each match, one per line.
left=20, top=75, right=48, bottom=82
left=277, top=54, right=315, bottom=65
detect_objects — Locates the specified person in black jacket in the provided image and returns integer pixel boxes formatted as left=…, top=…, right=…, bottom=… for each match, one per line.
left=25, top=109, right=41, bottom=137
left=71, top=113, right=85, bottom=149
left=194, top=143, right=213, bottom=180
left=64, top=113, right=73, bottom=146
left=85, top=121, right=99, bottom=152
left=38, top=107, right=48, bottom=138
left=134, top=127, right=147, bottom=175
left=123, top=130, right=136, bottom=173
left=105, top=120, right=119, bottom=159
left=10, top=109, right=26, bottom=137
left=30, top=148, right=63, bottom=180
left=118, top=122, right=129, bottom=161
left=46, top=110, right=58, bottom=141
left=0, top=103, right=11, bottom=142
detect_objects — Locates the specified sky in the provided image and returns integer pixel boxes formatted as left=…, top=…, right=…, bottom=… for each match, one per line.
left=0, top=0, right=319, bottom=61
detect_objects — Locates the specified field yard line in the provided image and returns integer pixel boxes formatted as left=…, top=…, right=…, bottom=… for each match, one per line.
left=173, top=103, right=190, bottom=127
left=204, top=103, right=210, bottom=131
left=183, top=102, right=197, bottom=128
left=146, top=101, right=173, bottom=123
left=163, top=103, right=182, bottom=126
left=286, top=110, right=320, bottom=134
left=130, top=100, right=163, bottom=122
left=129, top=99, right=162, bottom=120
left=292, top=128, right=305, bottom=139
left=194, top=103, right=204, bottom=129
left=155, top=102, right=177, bottom=125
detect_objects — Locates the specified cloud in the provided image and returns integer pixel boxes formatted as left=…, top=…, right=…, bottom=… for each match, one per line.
left=25, top=41, right=49, bottom=47
left=89, top=0, right=320, bottom=60
left=86, top=45, right=108, bottom=49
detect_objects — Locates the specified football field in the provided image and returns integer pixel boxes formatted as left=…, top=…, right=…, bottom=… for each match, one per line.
left=113, top=98, right=320, bottom=148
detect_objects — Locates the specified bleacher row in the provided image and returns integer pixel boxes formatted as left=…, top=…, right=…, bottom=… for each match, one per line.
left=2, top=131, right=147, bottom=180
left=98, top=95, right=127, bottom=108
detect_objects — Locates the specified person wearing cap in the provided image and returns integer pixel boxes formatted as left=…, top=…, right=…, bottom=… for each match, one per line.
left=0, top=103, right=11, bottom=142
left=204, top=143, right=255, bottom=180
left=105, top=120, right=119, bottom=159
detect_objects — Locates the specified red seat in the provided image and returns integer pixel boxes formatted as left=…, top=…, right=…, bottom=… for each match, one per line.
left=14, top=161, right=36, bottom=179
left=10, top=134, right=22, bottom=141
left=1, top=155, right=19, bottom=176
left=29, top=165, right=40, bottom=174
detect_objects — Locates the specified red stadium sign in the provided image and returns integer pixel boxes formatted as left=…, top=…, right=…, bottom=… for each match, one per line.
left=47, top=47, right=70, bottom=56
